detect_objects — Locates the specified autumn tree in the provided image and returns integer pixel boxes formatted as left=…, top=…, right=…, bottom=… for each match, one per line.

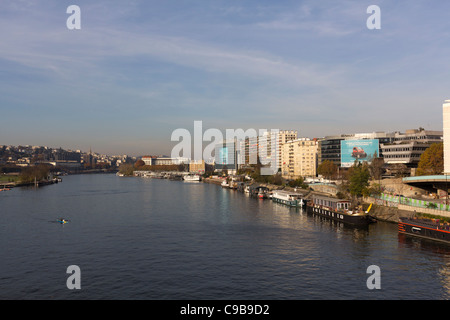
left=387, top=163, right=409, bottom=177
left=134, top=159, right=145, bottom=169
left=317, top=160, right=338, bottom=179
left=119, top=163, right=135, bottom=176
left=417, top=142, right=443, bottom=176
left=369, top=152, right=385, bottom=180
left=19, top=164, right=51, bottom=183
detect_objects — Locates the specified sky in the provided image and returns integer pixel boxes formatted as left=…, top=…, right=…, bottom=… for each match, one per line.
left=0, top=0, right=449, bottom=156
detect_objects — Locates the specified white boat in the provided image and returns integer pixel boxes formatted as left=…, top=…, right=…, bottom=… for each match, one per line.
left=143, top=172, right=157, bottom=178
left=272, top=190, right=306, bottom=207
left=183, top=174, right=201, bottom=181
left=221, top=180, right=229, bottom=188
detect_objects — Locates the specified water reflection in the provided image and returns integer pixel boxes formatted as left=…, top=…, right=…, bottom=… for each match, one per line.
left=3, top=175, right=450, bottom=299
left=398, top=233, right=450, bottom=255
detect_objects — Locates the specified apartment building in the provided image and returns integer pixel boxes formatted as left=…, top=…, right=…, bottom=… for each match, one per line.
left=281, top=138, right=318, bottom=180
left=189, top=160, right=206, bottom=173
left=236, top=130, right=297, bottom=171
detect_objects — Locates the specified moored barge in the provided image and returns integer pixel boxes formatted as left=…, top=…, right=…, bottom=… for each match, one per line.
left=398, top=217, right=450, bottom=244
left=272, top=190, right=308, bottom=208
left=306, top=195, right=375, bottom=226
left=249, top=185, right=269, bottom=199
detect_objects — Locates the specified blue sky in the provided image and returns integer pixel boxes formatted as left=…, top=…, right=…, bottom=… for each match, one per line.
left=0, top=0, right=449, bottom=156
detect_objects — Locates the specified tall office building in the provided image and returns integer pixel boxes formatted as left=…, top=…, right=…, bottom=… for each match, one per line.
left=444, top=100, right=450, bottom=174
left=214, top=139, right=238, bottom=173
left=318, top=132, right=392, bottom=167
left=380, top=129, right=442, bottom=167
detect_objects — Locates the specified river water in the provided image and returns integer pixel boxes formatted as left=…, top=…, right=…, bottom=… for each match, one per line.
left=1, top=174, right=450, bottom=300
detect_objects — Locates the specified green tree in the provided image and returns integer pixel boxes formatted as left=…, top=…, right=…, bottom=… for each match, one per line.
left=417, top=142, right=443, bottom=176
left=288, top=177, right=309, bottom=189
left=348, top=162, right=371, bottom=198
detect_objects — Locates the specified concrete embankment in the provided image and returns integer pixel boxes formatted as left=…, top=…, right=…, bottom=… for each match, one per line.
left=204, top=177, right=224, bottom=185
left=366, top=204, right=413, bottom=223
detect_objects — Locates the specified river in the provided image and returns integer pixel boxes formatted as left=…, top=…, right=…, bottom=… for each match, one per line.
left=1, top=174, right=450, bottom=300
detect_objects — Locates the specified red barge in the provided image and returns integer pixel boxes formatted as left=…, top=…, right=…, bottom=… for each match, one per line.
left=398, top=217, right=450, bottom=244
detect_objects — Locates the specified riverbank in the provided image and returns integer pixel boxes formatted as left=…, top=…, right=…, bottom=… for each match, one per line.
left=13, top=178, right=61, bottom=188
left=203, top=177, right=412, bottom=224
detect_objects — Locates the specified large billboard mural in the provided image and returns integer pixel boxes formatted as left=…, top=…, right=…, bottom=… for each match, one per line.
left=340, top=139, right=379, bottom=167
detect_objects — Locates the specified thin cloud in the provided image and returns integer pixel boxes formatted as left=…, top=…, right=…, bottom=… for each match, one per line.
left=0, top=17, right=342, bottom=88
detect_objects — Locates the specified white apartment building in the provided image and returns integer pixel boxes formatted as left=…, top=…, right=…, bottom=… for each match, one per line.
left=141, top=156, right=189, bottom=166
left=255, top=130, right=298, bottom=171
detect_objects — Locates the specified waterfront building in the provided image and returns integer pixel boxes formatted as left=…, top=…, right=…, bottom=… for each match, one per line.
left=245, top=130, right=297, bottom=172
left=53, top=148, right=81, bottom=162
left=82, top=148, right=96, bottom=168
left=281, top=138, right=318, bottom=180
left=318, top=129, right=441, bottom=169
left=318, top=132, right=393, bottom=167
left=153, top=157, right=189, bottom=165
left=277, top=130, right=298, bottom=170
left=189, top=160, right=205, bottom=173
left=215, top=140, right=238, bottom=174
left=46, top=160, right=82, bottom=169
left=237, top=135, right=260, bottom=168
left=142, top=155, right=157, bottom=166
left=142, top=156, right=189, bottom=166
left=444, top=100, right=450, bottom=174
left=379, top=129, right=442, bottom=167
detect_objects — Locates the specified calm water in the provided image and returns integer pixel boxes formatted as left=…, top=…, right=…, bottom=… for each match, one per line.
left=1, top=174, right=450, bottom=300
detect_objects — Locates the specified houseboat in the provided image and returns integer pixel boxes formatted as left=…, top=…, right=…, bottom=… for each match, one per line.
left=398, top=216, right=450, bottom=244
left=249, top=185, right=269, bottom=199
left=236, top=182, right=247, bottom=192
left=307, top=195, right=375, bottom=226
left=272, top=190, right=307, bottom=208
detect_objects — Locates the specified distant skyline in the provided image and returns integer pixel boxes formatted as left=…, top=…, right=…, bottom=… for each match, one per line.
left=1, top=0, right=449, bottom=156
